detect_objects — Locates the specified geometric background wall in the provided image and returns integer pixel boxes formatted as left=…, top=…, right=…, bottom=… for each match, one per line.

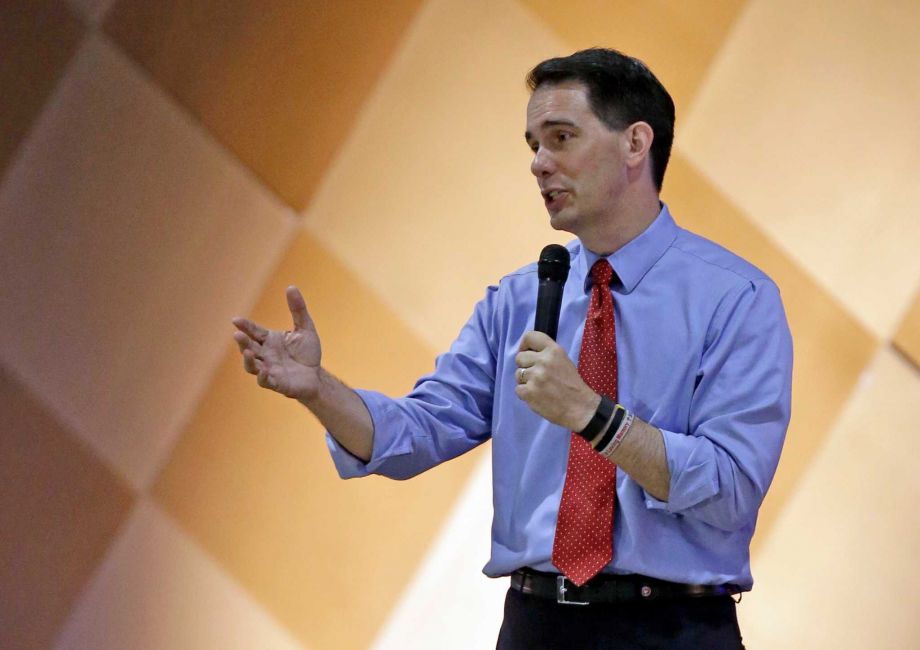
left=1, top=1, right=917, bottom=648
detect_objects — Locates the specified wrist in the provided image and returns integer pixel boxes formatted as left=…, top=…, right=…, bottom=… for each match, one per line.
left=595, top=405, right=635, bottom=458
left=573, top=392, right=603, bottom=433
left=576, top=399, right=638, bottom=458
left=296, top=366, right=328, bottom=408
left=576, top=394, right=612, bottom=440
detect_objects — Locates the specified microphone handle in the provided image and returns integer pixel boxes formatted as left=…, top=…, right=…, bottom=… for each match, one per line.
left=534, top=278, right=564, bottom=340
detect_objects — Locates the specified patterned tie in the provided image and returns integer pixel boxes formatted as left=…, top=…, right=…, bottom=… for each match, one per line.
left=551, top=259, right=618, bottom=586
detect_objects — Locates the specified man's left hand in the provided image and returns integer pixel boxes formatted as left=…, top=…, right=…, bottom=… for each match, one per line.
left=515, top=331, right=600, bottom=432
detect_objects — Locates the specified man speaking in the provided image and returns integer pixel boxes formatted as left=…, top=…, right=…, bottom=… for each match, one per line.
left=232, top=48, right=792, bottom=648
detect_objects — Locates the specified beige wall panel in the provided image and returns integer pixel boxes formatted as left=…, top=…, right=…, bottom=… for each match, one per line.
left=663, top=154, right=877, bottom=549
left=0, top=35, right=293, bottom=490
left=520, top=0, right=747, bottom=111
left=65, top=0, right=115, bottom=26
left=153, top=232, right=486, bottom=650
left=893, top=288, right=920, bottom=369
left=55, top=500, right=306, bottom=650
left=0, top=0, right=83, bottom=179
left=0, top=366, right=134, bottom=650
left=680, top=0, right=920, bottom=339
left=737, top=347, right=920, bottom=647
left=104, top=0, right=423, bottom=210
left=371, top=455, right=507, bottom=649
left=303, top=0, right=570, bottom=352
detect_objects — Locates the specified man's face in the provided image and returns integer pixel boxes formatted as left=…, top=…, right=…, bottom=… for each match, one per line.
left=525, top=82, right=628, bottom=237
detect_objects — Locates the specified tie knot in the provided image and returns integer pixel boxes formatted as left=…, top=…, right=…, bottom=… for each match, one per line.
left=591, top=259, right=613, bottom=288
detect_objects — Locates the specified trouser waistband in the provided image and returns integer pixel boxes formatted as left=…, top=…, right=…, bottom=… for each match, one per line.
left=510, top=568, right=742, bottom=605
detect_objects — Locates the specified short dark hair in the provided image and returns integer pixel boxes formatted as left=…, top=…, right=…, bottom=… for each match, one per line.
left=526, top=48, right=675, bottom=191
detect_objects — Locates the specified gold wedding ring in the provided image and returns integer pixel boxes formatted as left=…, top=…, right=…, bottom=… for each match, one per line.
left=518, top=367, right=527, bottom=384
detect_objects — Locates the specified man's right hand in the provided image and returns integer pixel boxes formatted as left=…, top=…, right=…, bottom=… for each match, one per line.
left=232, top=285, right=322, bottom=402
left=233, top=285, right=374, bottom=460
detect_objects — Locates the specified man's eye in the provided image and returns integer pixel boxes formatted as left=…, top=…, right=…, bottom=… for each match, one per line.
left=557, top=132, right=572, bottom=142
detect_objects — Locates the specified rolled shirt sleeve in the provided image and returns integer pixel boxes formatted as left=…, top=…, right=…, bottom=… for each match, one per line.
left=325, top=286, right=500, bottom=480
left=644, top=279, right=793, bottom=531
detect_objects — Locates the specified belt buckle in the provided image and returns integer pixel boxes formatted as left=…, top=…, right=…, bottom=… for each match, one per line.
left=556, top=576, right=589, bottom=606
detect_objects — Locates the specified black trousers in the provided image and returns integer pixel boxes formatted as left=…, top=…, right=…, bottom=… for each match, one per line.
left=496, top=586, right=745, bottom=649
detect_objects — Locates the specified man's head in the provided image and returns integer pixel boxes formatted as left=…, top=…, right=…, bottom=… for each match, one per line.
left=526, top=48, right=674, bottom=191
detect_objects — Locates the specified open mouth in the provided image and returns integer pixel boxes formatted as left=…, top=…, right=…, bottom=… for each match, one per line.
left=542, top=189, right=569, bottom=210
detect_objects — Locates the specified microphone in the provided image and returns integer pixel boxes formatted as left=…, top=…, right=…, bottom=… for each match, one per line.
left=534, top=244, right=570, bottom=340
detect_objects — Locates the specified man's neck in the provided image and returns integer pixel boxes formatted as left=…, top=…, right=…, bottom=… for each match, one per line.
left=581, top=192, right=662, bottom=256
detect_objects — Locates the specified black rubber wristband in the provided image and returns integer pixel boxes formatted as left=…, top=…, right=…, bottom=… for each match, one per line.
left=592, top=404, right=625, bottom=451
left=577, top=395, right=615, bottom=441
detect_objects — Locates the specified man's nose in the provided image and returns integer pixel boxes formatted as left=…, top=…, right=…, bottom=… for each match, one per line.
left=530, top=147, right=555, bottom=177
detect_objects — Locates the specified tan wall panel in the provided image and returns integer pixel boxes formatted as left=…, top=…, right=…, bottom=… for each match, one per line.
left=303, top=0, right=569, bottom=352
left=104, top=0, right=423, bottom=210
left=520, top=0, right=747, bottom=111
left=153, top=232, right=485, bottom=650
left=65, top=0, right=115, bottom=25
left=370, top=456, right=507, bottom=649
left=0, top=0, right=83, bottom=179
left=894, top=288, right=920, bottom=369
left=0, top=35, right=293, bottom=490
left=3, top=1, right=910, bottom=645
left=0, top=367, right=134, bottom=650
left=663, top=154, right=877, bottom=549
left=55, top=500, right=305, bottom=650
left=680, top=0, right=920, bottom=339
left=737, top=348, right=920, bottom=647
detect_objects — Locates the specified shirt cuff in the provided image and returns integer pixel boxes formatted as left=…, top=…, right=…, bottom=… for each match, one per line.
left=642, top=427, right=719, bottom=514
left=325, top=389, right=414, bottom=479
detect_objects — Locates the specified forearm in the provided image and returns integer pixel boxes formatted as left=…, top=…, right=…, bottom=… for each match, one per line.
left=572, top=394, right=670, bottom=501
left=513, top=336, right=671, bottom=499
left=601, top=416, right=669, bottom=501
left=299, top=368, right=374, bottom=461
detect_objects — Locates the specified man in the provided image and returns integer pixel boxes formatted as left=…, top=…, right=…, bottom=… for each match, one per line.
left=232, top=48, right=792, bottom=648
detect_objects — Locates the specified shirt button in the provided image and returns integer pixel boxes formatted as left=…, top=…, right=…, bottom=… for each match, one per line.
left=640, top=585, right=652, bottom=598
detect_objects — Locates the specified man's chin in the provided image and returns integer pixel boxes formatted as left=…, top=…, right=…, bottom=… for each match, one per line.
left=548, top=211, right=577, bottom=234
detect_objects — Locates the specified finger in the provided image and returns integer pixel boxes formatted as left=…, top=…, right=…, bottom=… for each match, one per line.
left=242, top=349, right=263, bottom=375
left=233, top=331, right=262, bottom=356
left=257, top=368, right=274, bottom=389
left=515, top=350, right=539, bottom=368
left=524, top=363, right=545, bottom=385
left=519, top=330, right=553, bottom=352
left=286, top=285, right=315, bottom=333
left=232, top=316, right=271, bottom=344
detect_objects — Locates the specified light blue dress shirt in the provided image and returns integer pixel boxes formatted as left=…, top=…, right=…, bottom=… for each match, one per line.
left=327, top=204, right=792, bottom=589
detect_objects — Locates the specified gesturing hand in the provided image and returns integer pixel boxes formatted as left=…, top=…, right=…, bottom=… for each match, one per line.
left=515, top=331, right=599, bottom=432
left=232, top=285, right=322, bottom=401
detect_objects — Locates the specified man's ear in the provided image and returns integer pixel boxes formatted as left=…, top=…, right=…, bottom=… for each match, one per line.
left=624, top=121, right=654, bottom=169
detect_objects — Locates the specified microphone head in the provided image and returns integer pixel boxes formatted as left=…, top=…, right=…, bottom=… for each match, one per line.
left=538, top=244, right=570, bottom=283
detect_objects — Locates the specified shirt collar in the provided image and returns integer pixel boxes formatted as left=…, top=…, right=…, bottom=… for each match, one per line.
left=575, top=202, right=678, bottom=293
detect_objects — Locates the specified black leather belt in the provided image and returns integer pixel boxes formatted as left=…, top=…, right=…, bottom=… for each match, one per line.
left=511, top=568, right=742, bottom=606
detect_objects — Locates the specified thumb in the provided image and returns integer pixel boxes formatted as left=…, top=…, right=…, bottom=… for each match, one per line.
left=286, top=285, right=316, bottom=333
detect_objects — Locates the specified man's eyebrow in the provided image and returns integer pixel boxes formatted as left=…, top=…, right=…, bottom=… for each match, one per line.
left=524, top=119, right=578, bottom=141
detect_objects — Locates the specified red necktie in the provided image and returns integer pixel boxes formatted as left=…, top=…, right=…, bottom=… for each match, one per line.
left=551, top=259, right=617, bottom=586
